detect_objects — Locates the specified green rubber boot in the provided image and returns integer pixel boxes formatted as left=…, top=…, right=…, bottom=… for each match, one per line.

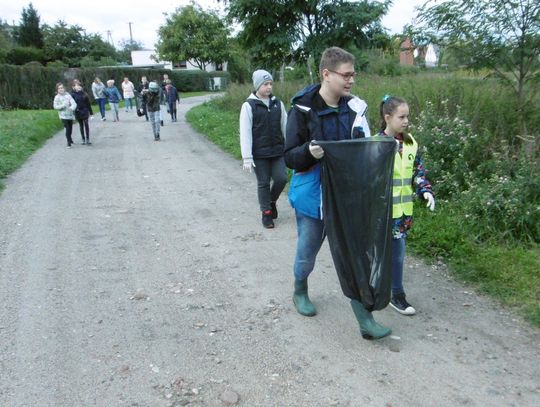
left=293, top=278, right=317, bottom=316
left=350, top=299, right=392, bottom=340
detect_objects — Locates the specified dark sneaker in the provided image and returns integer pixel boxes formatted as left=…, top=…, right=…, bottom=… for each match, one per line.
left=82, top=139, right=86, bottom=145
left=262, top=210, right=274, bottom=228
left=86, top=140, right=92, bottom=145
left=390, top=293, right=416, bottom=315
left=270, top=201, right=278, bottom=219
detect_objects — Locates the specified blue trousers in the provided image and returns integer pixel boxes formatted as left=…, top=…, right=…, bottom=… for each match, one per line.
left=96, top=98, right=106, bottom=119
left=391, top=237, right=406, bottom=295
left=293, top=211, right=325, bottom=281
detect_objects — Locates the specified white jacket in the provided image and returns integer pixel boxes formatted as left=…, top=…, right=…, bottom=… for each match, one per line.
left=121, top=81, right=135, bottom=98
left=53, top=93, right=77, bottom=120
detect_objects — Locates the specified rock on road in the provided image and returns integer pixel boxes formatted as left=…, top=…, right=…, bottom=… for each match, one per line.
left=0, top=95, right=538, bottom=407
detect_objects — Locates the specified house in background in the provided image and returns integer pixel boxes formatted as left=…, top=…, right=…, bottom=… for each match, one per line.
left=399, top=38, right=440, bottom=67
left=399, top=37, right=414, bottom=66
left=131, top=50, right=226, bottom=72
left=131, top=50, right=227, bottom=89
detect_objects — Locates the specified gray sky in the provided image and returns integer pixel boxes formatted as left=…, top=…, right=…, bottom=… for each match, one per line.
left=2, top=0, right=425, bottom=49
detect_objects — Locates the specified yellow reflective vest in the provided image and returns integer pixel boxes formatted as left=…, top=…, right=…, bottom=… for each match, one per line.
left=392, top=134, right=418, bottom=218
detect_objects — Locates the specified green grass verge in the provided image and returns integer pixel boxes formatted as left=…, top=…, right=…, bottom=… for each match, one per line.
left=0, top=109, right=62, bottom=192
left=182, top=91, right=217, bottom=98
left=411, top=204, right=540, bottom=326
left=186, top=101, right=241, bottom=159
left=186, top=99, right=540, bottom=327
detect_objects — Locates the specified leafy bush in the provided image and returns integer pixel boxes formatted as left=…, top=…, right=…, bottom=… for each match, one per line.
left=412, top=100, right=488, bottom=198
left=460, top=158, right=540, bottom=243
left=6, top=46, right=45, bottom=65
left=413, top=99, right=539, bottom=243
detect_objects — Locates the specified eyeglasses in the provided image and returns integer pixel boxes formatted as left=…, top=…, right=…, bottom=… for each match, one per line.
left=327, top=69, right=357, bottom=81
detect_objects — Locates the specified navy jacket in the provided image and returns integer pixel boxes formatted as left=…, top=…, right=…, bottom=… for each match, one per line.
left=70, top=90, right=93, bottom=120
left=285, top=84, right=371, bottom=218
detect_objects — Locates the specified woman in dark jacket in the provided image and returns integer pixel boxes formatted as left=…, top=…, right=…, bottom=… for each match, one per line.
left=71, top=83, right=94, bottom=145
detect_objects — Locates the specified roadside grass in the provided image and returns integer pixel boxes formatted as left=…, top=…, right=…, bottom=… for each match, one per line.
left=0, top=109, right=62, bottom=192
left=186, top=101, right=241, bottom=159
left=182, top=91, right=217, bottom=98
left=411, top=204, right=540, bottom=325
left=185, top=96, right=540, bottom=327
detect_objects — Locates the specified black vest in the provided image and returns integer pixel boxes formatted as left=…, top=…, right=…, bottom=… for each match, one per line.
left=247, top=95, right=284, bottom=158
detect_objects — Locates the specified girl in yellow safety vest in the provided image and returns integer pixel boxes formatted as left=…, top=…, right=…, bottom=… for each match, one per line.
left=379, top=95, right=435, bottom=316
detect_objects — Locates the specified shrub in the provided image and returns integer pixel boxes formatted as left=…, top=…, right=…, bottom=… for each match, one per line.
left=413, top=99, right=540, bottom=244
left=461, top=157, right=540, bottom=243
left=6, top=46, right=45, bottom=65
left=412, top=100, right=488, bottom=199
left=0, top=64, right=230, bottom=109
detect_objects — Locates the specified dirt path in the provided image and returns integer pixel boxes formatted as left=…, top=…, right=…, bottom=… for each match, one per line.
left=0, top=95, right=538, bottom=407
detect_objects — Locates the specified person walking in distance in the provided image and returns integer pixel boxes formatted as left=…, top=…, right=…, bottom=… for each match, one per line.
left=121, top=77, right=136, bottom=112
left=103, top=79, right=122, bottom=122
left=239, top=69, right=288, bottom=229
left=53, top=83, right=77, bottom=148
left=142, top=81, right=162, bottom=141
left=165, top=79, right=179, bottom=122
left=92, top=77, right=107, bottom=121
left=71, top=82, right=94, bottom=145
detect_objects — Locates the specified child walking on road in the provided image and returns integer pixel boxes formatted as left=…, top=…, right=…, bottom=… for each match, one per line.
left=142, top=81, right=162, bottom=141
left=165, top=79, right=179, bottom=122
left=285, top=47, right=392, bottom=340
left=379, top=95, right=435, bottom=316
left=103, top=79, right=122, bottom=122
left=53, top=83, right=77, bottom=148
left=92, top=77, right=107, bottom=121
left=71, top=83, right=94, bottom=145
left=239, top=69, right=288, bottom=229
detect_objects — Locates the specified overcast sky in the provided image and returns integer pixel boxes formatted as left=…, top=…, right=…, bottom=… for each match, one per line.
left=2, top=0, right=426, bottom=49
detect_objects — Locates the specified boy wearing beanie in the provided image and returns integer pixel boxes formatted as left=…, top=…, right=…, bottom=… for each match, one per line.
left=239, top=69, right=288, bottom=228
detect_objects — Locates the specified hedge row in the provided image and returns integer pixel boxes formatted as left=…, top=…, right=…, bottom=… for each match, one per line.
left=0, top=63, right=229, bottom=109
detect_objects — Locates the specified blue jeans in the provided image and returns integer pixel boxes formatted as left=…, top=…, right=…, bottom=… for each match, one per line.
left=293, top=211, right=325, bottom=280
left=148, top=111, right=160, bottom=137
left=96, top=98, right=106, bottom=119
left=391, top=237, right=406, bottom=296
left=125, top=97, right=134, bottom=111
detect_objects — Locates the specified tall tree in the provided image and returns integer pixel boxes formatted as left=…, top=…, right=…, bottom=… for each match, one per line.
left=417, top=0, right=540, bottom=140
left=156, top=4, right=230, bottom=71
left=42, top=21, right=89, bottom=67
left=117, top=39, right=144, bottom=64
left=15, top=2, right=43, bottom=48
left=225, top=0, right=390, bottom=71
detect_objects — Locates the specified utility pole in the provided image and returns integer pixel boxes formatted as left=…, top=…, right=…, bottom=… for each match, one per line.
left=128, top=22, right=133, bottom=43
left=106, top=30, right=114, bottom=46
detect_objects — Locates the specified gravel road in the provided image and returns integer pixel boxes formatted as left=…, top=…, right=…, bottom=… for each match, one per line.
left=0, top=95, right=538, bottom=407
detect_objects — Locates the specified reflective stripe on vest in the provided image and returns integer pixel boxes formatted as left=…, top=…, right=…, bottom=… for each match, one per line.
left=392, top=134, right=418, bottom=218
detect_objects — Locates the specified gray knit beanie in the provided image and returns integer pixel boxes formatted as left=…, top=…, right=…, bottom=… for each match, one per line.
left=252, top=69, right=273, bottom=91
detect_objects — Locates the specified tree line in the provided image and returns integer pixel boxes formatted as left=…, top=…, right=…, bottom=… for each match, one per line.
left=0, top=3, right=143, bottom=67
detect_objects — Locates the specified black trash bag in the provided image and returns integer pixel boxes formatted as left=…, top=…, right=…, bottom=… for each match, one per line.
left=135, top=92, right=146, bottom=117
left=318, top=137, right=396, bottom=311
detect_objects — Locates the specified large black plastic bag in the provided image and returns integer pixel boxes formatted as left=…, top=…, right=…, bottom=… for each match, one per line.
left=319, top=137, right=396, bottom=311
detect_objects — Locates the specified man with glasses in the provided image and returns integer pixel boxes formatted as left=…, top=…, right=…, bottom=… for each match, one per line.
left=285, top=47, right=392, bottom=340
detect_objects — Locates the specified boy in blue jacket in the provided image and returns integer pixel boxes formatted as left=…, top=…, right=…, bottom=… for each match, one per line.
left=285, top=46, right=391, bottom=340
